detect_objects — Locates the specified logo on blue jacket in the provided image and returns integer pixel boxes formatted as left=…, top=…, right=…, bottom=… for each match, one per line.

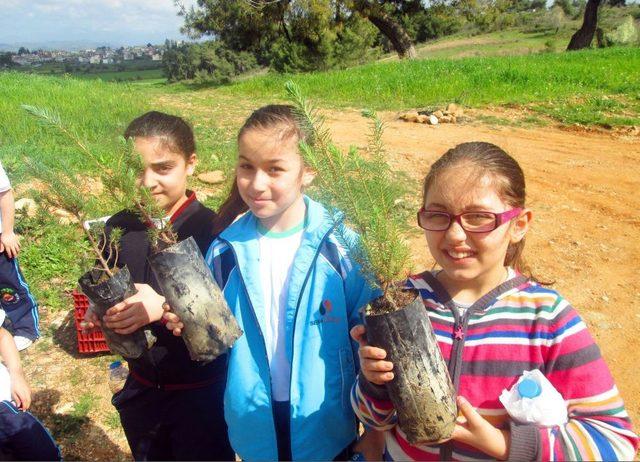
left=310, top=299, right=341, bottom=326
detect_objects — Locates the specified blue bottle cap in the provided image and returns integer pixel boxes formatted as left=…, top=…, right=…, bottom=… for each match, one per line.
left=109, top=360, right=122, bottom=370
left=517, top=378, right=541, bottom=398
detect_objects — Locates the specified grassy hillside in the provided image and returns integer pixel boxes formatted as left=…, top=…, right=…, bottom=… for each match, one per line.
left=181, top=46, right=639, bottom=127
left=0, top=72, right=227, bottom=180
left=0, top=72, right=150, bottom=177
left=74, top=68, right=164, bottom=82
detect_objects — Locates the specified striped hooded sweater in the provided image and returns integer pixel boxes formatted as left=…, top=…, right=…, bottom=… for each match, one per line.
left=351, top=271, right=638, bottom=461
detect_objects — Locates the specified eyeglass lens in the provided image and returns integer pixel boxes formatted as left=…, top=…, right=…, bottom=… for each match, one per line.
left=420, top=211, right=498, bottom=232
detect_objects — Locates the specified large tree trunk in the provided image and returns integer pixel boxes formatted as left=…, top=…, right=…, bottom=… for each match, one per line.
left=352, top=1, right=417, bottom=59
left=567, top=0, right=602, bottom=50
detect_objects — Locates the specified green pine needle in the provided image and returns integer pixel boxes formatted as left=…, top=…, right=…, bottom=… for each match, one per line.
left=285, top=81, right=412, bottom=305
left=22, top=104, right=177, bottom=254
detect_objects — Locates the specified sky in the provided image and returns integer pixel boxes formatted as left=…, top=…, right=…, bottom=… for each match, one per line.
left=0, top=0, right=201, bottom=48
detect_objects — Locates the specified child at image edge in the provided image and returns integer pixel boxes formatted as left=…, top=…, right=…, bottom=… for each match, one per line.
left=351, top=142, right=638, bottom=461
left=0, top=308, right=60, bottom=460
left=165, top=105, right=384, bottom=461
left=0, top=161, right=39, bottom=351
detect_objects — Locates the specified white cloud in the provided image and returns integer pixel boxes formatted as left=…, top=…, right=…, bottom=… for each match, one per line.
left=0, top=0, right=194, bottom=45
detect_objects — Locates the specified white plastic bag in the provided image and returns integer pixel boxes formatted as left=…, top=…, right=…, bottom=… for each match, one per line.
left=499, top=369, right=568, bottom=426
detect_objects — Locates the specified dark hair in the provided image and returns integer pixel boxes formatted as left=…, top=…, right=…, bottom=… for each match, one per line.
left=124, top=111, right=195, bottom=160
left=422, top=142, right=534, bottom=279
left=214, top=105, right=308, bottom=235
left=237, top=104, right=309, bottom=144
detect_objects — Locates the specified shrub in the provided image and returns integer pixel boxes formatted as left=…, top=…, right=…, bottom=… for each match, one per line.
left=605, top=15, right=640, bottom=45
left=414, top=6, right=464, bottom=41
left=268, top=14, right=379, bottom=72
left=162, top=41, right=258, bottom=84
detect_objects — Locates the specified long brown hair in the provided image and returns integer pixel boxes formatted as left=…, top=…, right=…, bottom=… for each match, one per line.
left=212, top=104, right=309, bottom=236
left=422, top=141, right=536, bottom=279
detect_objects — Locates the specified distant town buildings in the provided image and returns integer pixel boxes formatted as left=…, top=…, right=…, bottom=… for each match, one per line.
left=7, top=43, right=172, bottom=67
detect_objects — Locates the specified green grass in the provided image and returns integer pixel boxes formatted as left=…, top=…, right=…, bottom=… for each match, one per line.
left=189, top=46, right=639, bottom=127
left=17, top=213, right=87, bottom=310
left=68, top=367, right=84, bottom=386
left=0, top=72, right=150, bottom=179
left=75, top=68, right=165, bottom=82
left=533, top=94, right=640, bottom=127
left=410, top=30, right=574, bottom=60
left=105, top=411, right=122, bottom=431
left=71, top=392, right=99, bottom=419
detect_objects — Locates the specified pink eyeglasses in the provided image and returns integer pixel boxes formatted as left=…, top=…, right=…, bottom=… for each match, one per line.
left=417, top=207, right=523, bottom=233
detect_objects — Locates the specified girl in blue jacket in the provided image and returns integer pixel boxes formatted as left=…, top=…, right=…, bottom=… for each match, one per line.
left=165, top=105, right=383, bottom=461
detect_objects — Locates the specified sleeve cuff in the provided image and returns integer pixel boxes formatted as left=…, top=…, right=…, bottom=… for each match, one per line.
left=507, top=422, right=540, bottom=462
left=358, top=374, right=391, bottom=401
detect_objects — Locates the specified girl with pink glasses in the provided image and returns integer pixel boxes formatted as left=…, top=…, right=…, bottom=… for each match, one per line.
left=350, top=142, right=638, bottom=460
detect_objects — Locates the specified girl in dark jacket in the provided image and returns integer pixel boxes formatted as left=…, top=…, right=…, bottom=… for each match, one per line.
left=84, top=111, right=238, bottom=461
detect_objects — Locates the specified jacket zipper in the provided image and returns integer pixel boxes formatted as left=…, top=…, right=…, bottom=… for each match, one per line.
left=438, top=274, right=529, bottom=460
left=287, top=223, right=338, bottom=458
left=441, top=306, right=470, bottom=461
left=223, top=239, right=277, bottom=453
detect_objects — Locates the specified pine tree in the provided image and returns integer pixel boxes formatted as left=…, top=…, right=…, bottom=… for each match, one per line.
left=22, top=105, right=177, bottom=252
left=24, top=156, right=121, bottom=280
left=286, top=81, right=412, bottom=311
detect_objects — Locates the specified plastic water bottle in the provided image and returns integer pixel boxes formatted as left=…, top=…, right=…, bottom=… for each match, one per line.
left=108, top=360, right=128, bottom=394
left=499, top=369, right=568, bottom=426
left=517, top=378, right=541, bottom=399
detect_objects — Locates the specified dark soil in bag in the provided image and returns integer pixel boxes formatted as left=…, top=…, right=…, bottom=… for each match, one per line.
left=148, top=236, right=242, bottom=362
left=365, top=292, right=457, bottom=444
left=78, top=265, right=156, bottom=359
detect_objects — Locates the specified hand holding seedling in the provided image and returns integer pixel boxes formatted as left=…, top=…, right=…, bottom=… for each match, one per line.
left=162, top=306, right=184, bottom=337
left=103, top=284, right=165, bottom=334
left=80, top=304, right=101, bottom=334
left=351, top=325, right=394, bottom=385
left=0, top=231, right=20, bottom=259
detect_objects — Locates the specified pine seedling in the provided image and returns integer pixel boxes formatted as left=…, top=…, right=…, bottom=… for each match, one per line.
left=25, top=158, right=120, bottom=281
left=21, top=104, right=177, bottom=251
left=285, top=81, right=412, bottom=310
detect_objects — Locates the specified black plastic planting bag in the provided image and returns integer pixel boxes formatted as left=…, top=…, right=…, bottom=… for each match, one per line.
left=365, top=294, right=457, bottom=444
left=148, top=236, right=242, bottom=362
left=78, top=265, right=156, bottom=358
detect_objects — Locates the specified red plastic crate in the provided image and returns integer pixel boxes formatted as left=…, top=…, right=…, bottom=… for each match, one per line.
left=73, top=289, right=110, bottom=354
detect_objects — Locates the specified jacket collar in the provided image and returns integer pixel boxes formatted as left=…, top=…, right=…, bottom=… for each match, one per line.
left=219, top=195, right=340, bottom=246
left=169, top=190, right=197, bottom=224
left=219, top=196, right=341, bottom=353
left=418, top=270, right=531, bottom=316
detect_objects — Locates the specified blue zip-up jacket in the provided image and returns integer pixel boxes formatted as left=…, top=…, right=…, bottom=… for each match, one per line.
left=205, top=197, right=378, bottom=461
